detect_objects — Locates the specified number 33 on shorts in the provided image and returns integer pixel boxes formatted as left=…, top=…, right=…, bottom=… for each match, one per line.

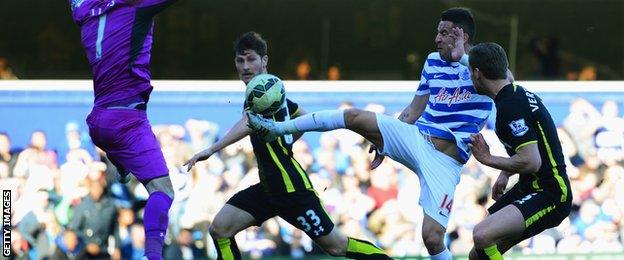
left=297, top=209, right=325, bottom=236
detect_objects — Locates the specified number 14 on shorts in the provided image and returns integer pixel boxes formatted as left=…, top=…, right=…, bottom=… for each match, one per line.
left=297, top=209, right=324, bottom=236
left=439, top=194, right=454, bottom=217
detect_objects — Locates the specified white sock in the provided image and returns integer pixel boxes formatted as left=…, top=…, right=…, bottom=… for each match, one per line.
left=277, top=110, right=346, bottom=134
left=430, top=248, right=452, bottom=260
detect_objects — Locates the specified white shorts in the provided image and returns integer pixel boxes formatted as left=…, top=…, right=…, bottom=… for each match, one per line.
left=375, top=114, right=463, bottom=228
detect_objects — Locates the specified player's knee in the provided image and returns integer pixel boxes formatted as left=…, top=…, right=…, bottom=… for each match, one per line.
left=145, top=176, right=175, bottom=199
left=321, top=242, right=347, bottom=257
left=316, top=234, right=347, bottom=257
left=159, top=187, right=175, bottom=201
left=423, top=233, right=444, bottom=251
left=332, top=238, right=349, bottom=256
left=421, top=224, right=445, bottom=252
left=325, top=246, right=345, bottom=257
left=472, top=224, right=491, bottom=248
left=209, top=221, right=233, bottom=239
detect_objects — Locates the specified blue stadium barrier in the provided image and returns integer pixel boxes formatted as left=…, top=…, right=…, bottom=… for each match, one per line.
left=0, top=80, right=622, bottom=152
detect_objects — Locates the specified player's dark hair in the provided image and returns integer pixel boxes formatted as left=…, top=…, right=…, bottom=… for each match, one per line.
left=441, top=8, right=476, bottom=42
left=233, top=32, right=268, bottom=57
left=469, top=42, right=509, bottom=80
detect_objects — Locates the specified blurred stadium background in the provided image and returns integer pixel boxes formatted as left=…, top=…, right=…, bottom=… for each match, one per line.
left=1, top=0, right=623, bottom=259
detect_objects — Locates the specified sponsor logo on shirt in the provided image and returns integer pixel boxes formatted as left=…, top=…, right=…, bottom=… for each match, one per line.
left=433, top=87, right=472, bottom=107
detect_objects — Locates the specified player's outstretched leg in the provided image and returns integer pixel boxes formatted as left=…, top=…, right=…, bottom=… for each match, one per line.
left=246, top=109, right=346, bottom=141
left=144, top=176, right=175, bottom=260
left=247, top=108, right=384, bottom=148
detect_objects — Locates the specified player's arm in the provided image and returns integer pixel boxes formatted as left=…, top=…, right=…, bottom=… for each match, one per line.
left=469, top=135, right=541, bottom=174
left=452, top=26, right=514, bottom=83
left=491, top=170, right=513, bottom=200
left=452, top=27, right=515, bottom=83
left=184, top=113, right=252, bottom=171
left=371, top=52, right=431, bottom=169
left=469, top=100, right=542, bottom=174
left=291, top=107, right=307, bottom=142
left=373, top=95, right=427, bottom=169
left=398, top=94, right=428, bottom=124
left=287, top=99, right=306, bottom=141
left=400, top=50, right=434, bottom=124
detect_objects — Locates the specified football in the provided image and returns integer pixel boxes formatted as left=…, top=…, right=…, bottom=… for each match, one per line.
left=245, top=74, right=286, bottom=116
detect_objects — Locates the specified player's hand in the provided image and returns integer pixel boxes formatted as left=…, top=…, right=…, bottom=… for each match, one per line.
left=369, top=145, right=385, bottom=170
left=450, top=27, right=466, bottom=62
left=492, top=171, right=511, bottom=201
left=468, top=133, right=491, bottom=165
left=183, top=148, right=213, bottom=172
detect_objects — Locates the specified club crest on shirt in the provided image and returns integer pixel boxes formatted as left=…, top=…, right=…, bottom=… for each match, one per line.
left=460, top=68, right=471, bottom=80
left=509, top=118, right=529, bottom=137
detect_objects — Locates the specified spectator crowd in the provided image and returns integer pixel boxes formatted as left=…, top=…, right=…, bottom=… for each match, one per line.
left=1, top=98, right=623, bottom=259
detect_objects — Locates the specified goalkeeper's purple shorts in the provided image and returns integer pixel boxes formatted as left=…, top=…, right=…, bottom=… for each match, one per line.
left=87, top=107, right=168, bottom=183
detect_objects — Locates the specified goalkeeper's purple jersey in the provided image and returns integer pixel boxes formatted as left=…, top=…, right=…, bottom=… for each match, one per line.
left=70, top=0, right=176, bottom=107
